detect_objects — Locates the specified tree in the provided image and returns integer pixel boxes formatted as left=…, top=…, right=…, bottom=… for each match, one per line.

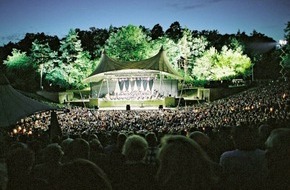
left=46, top=29, right=94, bottom=89
left=192, top=45, right=251, bottom=81
left=30, top=39, right=58, bottom=89
left=192, top=47, right=218, bottom=81
left=77, top=28, right=109, bottom=59
left=4, top=48, right=31, bottom=70
left=17, top=32, right=60, bottom=54
left=151, top=24, right=164, bottom=40
left=104, top=25, right=152, bottom=61
left=3, top=48, right=37, bottom=90
left=177, top=30, right=208, bottom=77
left=165, top=21, right=183, bottom=42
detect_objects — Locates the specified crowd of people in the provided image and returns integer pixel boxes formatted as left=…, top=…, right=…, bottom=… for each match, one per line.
left=0, top=80, right=289, bottom=189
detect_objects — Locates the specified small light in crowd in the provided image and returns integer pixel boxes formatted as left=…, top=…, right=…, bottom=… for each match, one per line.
left=13, top=129, right=17, bottom=134
left=270, top=107, right=273, bottom=112
left=282, top=93, right=286, bottom=99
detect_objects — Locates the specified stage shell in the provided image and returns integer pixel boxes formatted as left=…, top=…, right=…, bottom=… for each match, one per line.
left=84, top=48, right=182, bottom=108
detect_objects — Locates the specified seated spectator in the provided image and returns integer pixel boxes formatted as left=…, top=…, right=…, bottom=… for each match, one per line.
left=258, top=123, right=274, bottom=149
left=89, top=138, right=109, bottom=172
left=114, top=134, right=158, bottom=190
left=104, top=131, right=118, bottom=154
left=189, top=131, right=210, bottom=151
left=265, top=128, right=290, bottom=190
left=60, top=137, right=73, bottom=163
left=54, top=159, right=112, bottom=190
left=189, top=131, right=222, bottom=186
left=66, top=138, right=90, bottom=161
left=144, top=132, right=159, bottom=166
left=156, top=135, right=217, bottom=190
left=32, top=143, right=63, bottom=185
left=6, top=147, right=48, bottom=190
left=219, top=125, right=268, bottom=190
left=105, top=133, right=127, bottom=182
left=0, top=142, right=7, bottom=190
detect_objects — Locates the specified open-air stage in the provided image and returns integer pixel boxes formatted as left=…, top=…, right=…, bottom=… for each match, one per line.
left=86, top=96, right=177, bottom=110
left=67, top=96, right=205, bottom=110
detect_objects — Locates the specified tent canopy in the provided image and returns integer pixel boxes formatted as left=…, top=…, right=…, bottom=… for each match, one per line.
left=84, top=48, right=182, bottom=83
left=0, top=73, right=56, bottom=128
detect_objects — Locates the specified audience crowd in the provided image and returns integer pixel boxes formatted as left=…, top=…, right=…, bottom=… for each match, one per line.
left=0, top=80, right=289, bottom=189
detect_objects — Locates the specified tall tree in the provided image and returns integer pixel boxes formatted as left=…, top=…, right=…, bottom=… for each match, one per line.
left=47, top=29, right=94, bottom=89
left=3, top=48, right=37, bottom=90
left=4, top=48, right=31, bottom=70
left=151, top=24, right=164, bottom=40
left=175, top=29, right=208, bottom=78
left=104, top=25, right=152, bottom=61
left=77, top=28, right=109, bottom=59
left=30, top=39, right=58, bottom=89
left=192, top=45, right=251, bottom=81
left=165, top=21, right=183, bottom=42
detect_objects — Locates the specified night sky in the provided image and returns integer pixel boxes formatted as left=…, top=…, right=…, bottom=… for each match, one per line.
left=1, top=0, right=290, bottom=45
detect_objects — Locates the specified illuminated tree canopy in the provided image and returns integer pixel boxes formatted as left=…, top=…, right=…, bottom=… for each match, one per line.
left=48, top=29, right=95, bottom=89
left=2, top=23, right=256, bottom=91
left=192, top=46, right=251, bottom=81
left=104, top=25, right=152, bottom=61
left=4, top=49, right=31, bottom=69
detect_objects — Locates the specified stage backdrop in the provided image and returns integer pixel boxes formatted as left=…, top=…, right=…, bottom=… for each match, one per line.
left=90, top=79, right=178, bottom=98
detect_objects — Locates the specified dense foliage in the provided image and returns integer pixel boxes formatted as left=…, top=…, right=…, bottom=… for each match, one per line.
left=0, top=21, right=282, bottom=91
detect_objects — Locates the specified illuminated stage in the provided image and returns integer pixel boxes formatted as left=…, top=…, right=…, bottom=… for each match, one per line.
left=89, top=96, right=176, bottom=110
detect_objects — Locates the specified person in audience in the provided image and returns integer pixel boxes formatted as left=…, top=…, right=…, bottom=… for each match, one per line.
left=114, top=134, right=158, bottom=190
left=257, top=124, right=272, bottom=149
left=144, top=132, right=159, bottom=166
left=156, top=135, right=217, bottom=190
left=89, top=138, right=109, bottom=173
left=6, top=146, right=48, bottom=190
left=189, top=131, right=210, bottom=151
left=189, top=130, right=222, bottom=186
left=54, top=159, right=112, bottom=190
left=105, top=133, right=127, bottom=185
left=219, top=124, right=268, bottom=190
left=60, top=137, right=73, bottom=163
left=265, top=127, right=290, bottom=190
left=67, top=138, right=90, bottom=161
left=32, top=143, right=63, bottom=185
left=104, top=131, right=119, bottom=154
left=0, top=142, right=7, bottom=190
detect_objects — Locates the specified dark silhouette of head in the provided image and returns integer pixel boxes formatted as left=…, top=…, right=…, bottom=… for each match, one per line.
left=265, top=128, right=290, bottom=189
left=122, top=135, right=148, bottom=162
left=67, top=138, right=90, bottom=161
left=145, top=132, right=158, bottom=147
left=231, top=125, right=258, bottom=151
left=156, top=135, right=216, bottom=190
left=55, top=159, right=112, bottom=190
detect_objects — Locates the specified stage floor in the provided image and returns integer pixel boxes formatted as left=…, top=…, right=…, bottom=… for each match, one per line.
left=98, top=106, right=164, bottom=111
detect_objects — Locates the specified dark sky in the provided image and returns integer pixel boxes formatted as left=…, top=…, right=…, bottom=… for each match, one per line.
left=1, top=0, right=290, bottom=45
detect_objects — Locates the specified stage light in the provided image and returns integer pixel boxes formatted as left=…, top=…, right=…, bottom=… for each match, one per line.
left=279, top=40, right=287, bottom=46
left=277, top=39, right=288, bottom=81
